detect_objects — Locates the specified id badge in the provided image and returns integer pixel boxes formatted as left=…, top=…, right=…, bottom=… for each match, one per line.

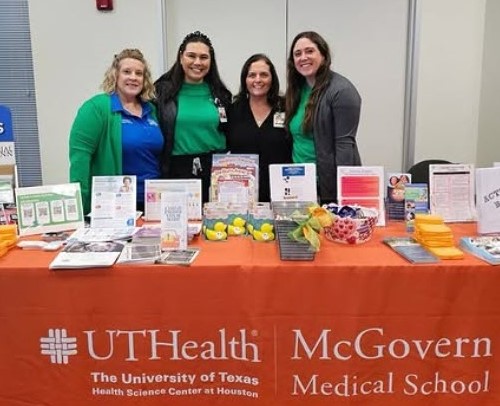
left=218, top=107, right=228, bottom=123
left=273, top=112, right=285, bottom=128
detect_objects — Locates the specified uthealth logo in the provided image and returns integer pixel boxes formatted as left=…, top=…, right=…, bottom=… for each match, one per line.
left=40, top=328, right=78, bottom=364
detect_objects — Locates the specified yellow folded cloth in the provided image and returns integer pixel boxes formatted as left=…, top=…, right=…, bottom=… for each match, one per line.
left=427, top=246, right=464, bottom=260
left=414, top=213, right=444, bottom=224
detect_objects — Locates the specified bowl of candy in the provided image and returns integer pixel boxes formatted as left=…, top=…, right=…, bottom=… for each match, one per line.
left=322, top=204, right=378, bottom=244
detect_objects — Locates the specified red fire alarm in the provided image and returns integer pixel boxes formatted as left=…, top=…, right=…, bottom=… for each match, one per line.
left=96, top=0, right=113, bottom=11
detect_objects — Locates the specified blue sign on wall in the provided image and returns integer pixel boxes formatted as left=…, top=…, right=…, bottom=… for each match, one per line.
left=0, top=105, right=14, bottom=142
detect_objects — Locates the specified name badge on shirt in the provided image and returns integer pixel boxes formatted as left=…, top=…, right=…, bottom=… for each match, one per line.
left=218, top=107, right=228, bottom=123
left=273, top=112, right=285, bottom=128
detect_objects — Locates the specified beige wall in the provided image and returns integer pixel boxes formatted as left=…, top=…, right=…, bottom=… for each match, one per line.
left=29, top=0, right=492, bottom=184
left=29, top=0, right=164, bottom=185
left=477, top=0, right=500, bottom=167
left=414, top=0, right=486, bottom=165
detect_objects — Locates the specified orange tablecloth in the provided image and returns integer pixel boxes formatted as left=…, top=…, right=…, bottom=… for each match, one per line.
left=1, top=222, right=499, bottom=406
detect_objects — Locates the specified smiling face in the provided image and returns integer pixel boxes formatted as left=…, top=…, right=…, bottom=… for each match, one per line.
left=292, top=37, right=325, bottom=85
left=115, top=58, right=144, bottom=102
left=180, top=42, right=211, bottom=83
left=245, top=60, right=272, bottom=99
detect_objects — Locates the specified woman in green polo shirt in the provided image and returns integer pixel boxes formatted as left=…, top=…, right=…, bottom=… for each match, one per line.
left=155, top=31, right=232, bottom=203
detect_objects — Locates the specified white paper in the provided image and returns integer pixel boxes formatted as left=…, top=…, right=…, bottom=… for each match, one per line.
left=160, top=191, right=188, bottom=250
left=429, top=164, right=476, bottom=222
left=475, top=167, right=500, bottom=234
left=269, top=163, right=317, bottom=202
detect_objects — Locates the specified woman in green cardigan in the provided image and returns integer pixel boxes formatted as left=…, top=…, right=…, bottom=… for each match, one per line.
left=69, top=49, right=167, bottom=214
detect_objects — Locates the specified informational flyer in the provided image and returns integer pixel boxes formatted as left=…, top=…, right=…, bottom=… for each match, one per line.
left=429, top=164, right=476, bottom=222
left=90, top=176, right=136, bottom=228
left=337, top=166, right=385, bottom=226
left=145, top=179, right=202, bottom=221
left=269, top=163, right=317, bottom=202
left=15, top=183, right=84, bottom=236
left=386, top=172, right=411, bottom=221
left=160, top=191, right=188, bottom=251
left=211, top=154, right=259, bottom=204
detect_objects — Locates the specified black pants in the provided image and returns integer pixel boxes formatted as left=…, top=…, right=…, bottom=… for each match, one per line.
left=169, top=152, right=218, bottom=203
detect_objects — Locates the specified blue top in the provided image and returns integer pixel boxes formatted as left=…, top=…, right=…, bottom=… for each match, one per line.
left=111, top=93, right=164, bottom=205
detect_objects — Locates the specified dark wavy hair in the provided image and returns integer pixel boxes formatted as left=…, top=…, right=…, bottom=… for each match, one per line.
left=155, top=31, right=231, bottom=104
left=285, top=31, right=332, bottom=133
left=234, top=54, right=282, bottom=109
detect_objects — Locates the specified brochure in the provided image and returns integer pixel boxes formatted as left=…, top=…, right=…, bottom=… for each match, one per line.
left=460, top=236, right=500, bottom=265
left=269, top=163, right=317, bottom=203
left=160, top=191, right=188, bottom=250
left=15, top=183, right=84, bottom=236
left=49, top=241, right=125, bottom=270
left=404, top=183, right=429, bottom=232
left=211, top=154, right=259, bottom=204
left=145, top=179, right=202, bottom=221
left=475, top=167, right=500, bottom=234
left=90, top=175, right=137, bottom=228
left=155, top=248, right=200, bottom=266
left=386, top=173, right=411, bottom=221
left=66, top=226, right=138, bottom=243
left=383, top=237, right=440, bottom=263
left=337, top=166, right=385, bottom=226
left=429, top=163, right=476, bottom=222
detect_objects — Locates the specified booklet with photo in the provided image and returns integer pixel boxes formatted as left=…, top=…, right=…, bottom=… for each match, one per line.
left=383, top=236, right=440, bottom=264
left=155, top=248, right=200, bottom=266
left=386, top=173, right=411, bottom=221
left=49, top=241, right=125, bottom=270
left=460, top=236, right=500, bottom=265
left=117, top=243, right=162, bottom=264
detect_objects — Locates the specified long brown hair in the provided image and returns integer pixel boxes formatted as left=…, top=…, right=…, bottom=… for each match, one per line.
left=285, top=31, right=332, bottom=133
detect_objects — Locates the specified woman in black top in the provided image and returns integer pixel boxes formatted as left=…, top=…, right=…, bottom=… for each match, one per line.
left=228, top=54, right=292, bottom=202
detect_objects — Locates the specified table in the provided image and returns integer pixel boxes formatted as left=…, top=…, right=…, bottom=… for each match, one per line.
left=1, top=223, right=499, bottom=405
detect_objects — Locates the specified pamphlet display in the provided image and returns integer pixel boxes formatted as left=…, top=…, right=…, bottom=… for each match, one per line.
left=145, top=179, right=202, bottom=221
left=337, top=166, right=385, bottom=226
left=15, top=183, right=84, bottom=236
left=404, top=183, right=428, bottom=232
left=386, top=173, right=411, bottom=221
left=160, top=191, right=188, bottom=250
left=210, top=154, right=259, bottom=203
left=90, top=175, right=137, bottom=228
left=475, top=167, right=500, bottom=234
left=429, top=163, right=476, bottom=222
left=269, top=163, right=317, bottom=203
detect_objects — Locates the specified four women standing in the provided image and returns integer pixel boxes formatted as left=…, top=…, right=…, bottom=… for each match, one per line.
left=69, top=31, right=362, bottom=206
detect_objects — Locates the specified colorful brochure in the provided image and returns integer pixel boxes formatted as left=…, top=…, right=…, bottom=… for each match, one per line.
left=337, top=166, right=385, bottom=226
left=386, top=173, right=411, bottom=221
left=160, top=191, right=188, bottom=250
left=211, top=154, right=259, bottom=204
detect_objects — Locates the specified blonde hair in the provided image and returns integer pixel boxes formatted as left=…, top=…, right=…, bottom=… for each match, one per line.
left=101, top=48, right=156, bottom=101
